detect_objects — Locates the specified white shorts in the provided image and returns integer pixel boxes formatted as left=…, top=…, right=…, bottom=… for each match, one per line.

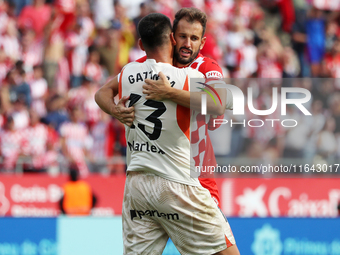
left=122, top=171, right=236, bottom=255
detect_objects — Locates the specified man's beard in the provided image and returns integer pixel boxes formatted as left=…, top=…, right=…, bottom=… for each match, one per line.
left=174, top=46, right=200, bottom=65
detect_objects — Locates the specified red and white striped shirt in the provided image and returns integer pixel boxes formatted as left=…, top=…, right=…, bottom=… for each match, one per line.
left=22, top=123, right=49, bottom=169
left=0, top=35, right=20, bottom=61
left=90, top=120, right=110, bottom=160
left=20, top=43, right=44, bottom=77
left=68, top=86, right=101, bottom=124
left=55, top=0, right=76, bottom=13
left=0, top=129, right=27, bottom=170
left=83, top=62, right=103, bottom=83
left=23, top=123, right=48, bottom=156
left=257, top=56, right=283, bottom=79
left=60, top=122, right=91, bottom=175
left=55, top=57, right=70, bottom=94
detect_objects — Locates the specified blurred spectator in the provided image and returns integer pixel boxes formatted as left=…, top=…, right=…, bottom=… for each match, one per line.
left=0, top=19, right=20, bottom=61
left=77, top=1, right=95, bottom=41
left=44, top=124, right=60, bottom=174
left=200, top=26, right=222, bottom=65
left=282, top=46, right=300, bottom=77
left=304, top=99, right=326, bottom=160
left=306, top=7, right=325, bottom=77
left=323, top=38, right=340, bottom=78
left=17, top=0, right=52, bottom=40
left=132, top=2, right=149, bottom=39
left=277, top=0, right=295, bottom=33
left=112, top=1, right=135, bottom=70
left=7, top=68, right=31, bottom=107
left=67, top=75, right=101, bottom=126
left=54, top=56, right=70, bottom=95
left=206, top=0, right=230, bottom=24
left=316, top=117, right=337, bottom=160
left=291, top=8, right=308, bottom=77
left=59, top=168, right=97, bottom=215
left=89, top=111, right=112, bottom=173
left=0, top=46, right=12, bottom=85
left=263, top=137, right=281, bottom=166
left=283, top=105, right=310, bottom=158
left=19, top=29, right=43, bottom=77
left=256, top=30, right=284, bottom=79
left=97, top=21, right=121, bottom=75
left=92, top=0, right=114, bottom=28
left=59, top=106, right=92, bottom=176
left=325, top=21, right=338, bottom=53
left=83, top=45, right=105, bottom=84
left=102, top=116, right=126, bottom=175
left=224, top=18, right=245, bottom=75
left=329, top=92, right=340, bottom=134
left=53, top=0, right=76, bottom=37
left=12, top=0, right=30, bottom=16
left=149, top=0, right=176, bottom=20
left=235, top=30, right=258, bottom=78
left=128, top=39, right=145, bottom=62
left=0, top=1, right=10, bottom=36
left=29, top=65, right=48, bottom=117
left=43, top=23, right=65, bottom=89
left=43, top=94, right=69, bottom=132
left=0, top=116, right=27, bottom=171
left=65, top=22, right=89, bottom=88
left=22, top=110, right=49, bottom=172
left=11, top=98, right=29, bottom=130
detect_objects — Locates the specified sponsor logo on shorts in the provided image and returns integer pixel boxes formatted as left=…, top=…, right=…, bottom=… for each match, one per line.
left=130, top=209, right=179, bottom=221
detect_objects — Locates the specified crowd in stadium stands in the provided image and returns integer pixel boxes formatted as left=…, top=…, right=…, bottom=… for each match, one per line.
left=0, top=0, right=339, bottom=175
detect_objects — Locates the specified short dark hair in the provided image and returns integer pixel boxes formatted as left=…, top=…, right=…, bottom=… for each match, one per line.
left=138, top=13, right=172, bottom=50
left=173, top=8, right=207, bottom=37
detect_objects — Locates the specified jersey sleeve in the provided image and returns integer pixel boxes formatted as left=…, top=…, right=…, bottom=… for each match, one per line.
left=201, top=58, right=223, bottom=79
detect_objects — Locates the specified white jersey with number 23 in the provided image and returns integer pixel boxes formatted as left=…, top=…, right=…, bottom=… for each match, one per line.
left=118, top=59, right=204, bottom=186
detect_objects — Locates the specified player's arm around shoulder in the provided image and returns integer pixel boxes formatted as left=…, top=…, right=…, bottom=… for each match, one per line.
left=94, top=74, right=134, bottom=127
left=199, top=58, right=234, bottom=111
left=143, top=69, right=226, bottom=116
left=189, top=68, right=226, bottom=116
left=142, top=72, right=173, bottom=101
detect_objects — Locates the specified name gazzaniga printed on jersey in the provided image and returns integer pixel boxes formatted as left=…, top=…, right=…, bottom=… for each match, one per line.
left=127, top=72, right=176, bottom=87
left=127, top=140, right=165, bottom=154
